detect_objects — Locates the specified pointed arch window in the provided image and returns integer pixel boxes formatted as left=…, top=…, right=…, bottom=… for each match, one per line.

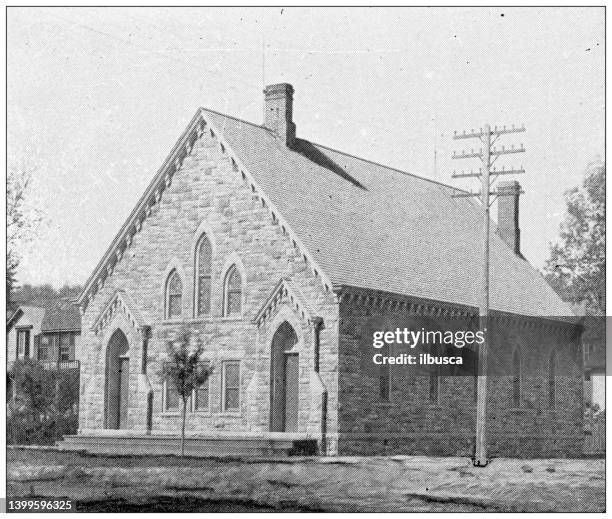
left=223, top=265, right=242, bottom=316
left=195, top=234, right=212, bottom=316
left=165, top=270, right=182, bottom=319
left=548, top=350, right=557, bottom=409
left=379, top=343, right=391, bottom=401
left=512, top=349, right=521, bottom=407
left=429, top=345, right=440, bottom=403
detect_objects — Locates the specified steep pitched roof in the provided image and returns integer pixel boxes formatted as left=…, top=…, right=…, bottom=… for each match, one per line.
left=201, top=108, right=573, bottom=318
left=79, top=106, right=573, bottom=319
left=7, top=299, right=80, bottom=333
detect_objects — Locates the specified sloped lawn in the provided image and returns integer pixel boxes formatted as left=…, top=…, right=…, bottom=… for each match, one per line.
left=7, top=448, right=605, bottom=512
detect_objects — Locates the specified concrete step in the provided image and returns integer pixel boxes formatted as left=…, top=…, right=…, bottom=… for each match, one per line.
left=56, top=434, right=315, bottom=457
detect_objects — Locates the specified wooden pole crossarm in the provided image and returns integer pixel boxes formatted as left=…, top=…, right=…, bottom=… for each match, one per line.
left=490, top=146, right=525, bottom=156
left=451, top=191, right=481, bottom=198
left=453, top=125, right=525, bottom=140
left=452, top=151, right=483, bottom=159
left=452, top=170, right=482, bottom=179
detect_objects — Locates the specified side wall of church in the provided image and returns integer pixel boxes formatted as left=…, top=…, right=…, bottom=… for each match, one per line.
left=337, top=293, right=584, bottom=458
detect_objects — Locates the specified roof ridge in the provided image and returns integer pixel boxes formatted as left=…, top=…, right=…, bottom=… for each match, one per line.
left=200, top=106, right=467, bottom=193
left=200, top=107, right=271, bottom=132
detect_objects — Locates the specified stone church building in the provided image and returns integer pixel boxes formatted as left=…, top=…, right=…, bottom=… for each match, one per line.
left=72, top=84, right=583, bottom=457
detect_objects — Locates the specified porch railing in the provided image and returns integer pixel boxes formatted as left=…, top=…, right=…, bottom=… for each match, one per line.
left=8, top=359, right=80, bottom=371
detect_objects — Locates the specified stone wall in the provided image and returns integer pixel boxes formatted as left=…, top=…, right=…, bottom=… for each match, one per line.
left=78, top=125, right=339, bottom=451
left=337, top=291, right=584, bottom=458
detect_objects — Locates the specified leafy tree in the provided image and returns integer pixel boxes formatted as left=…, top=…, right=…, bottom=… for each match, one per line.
left=7, top=163, right=43, bottom=303
left=544, top=159, right=605, bottom=315
left=162, top=329, right=212, bottom=456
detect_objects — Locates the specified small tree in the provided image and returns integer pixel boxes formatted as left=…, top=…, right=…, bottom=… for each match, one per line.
left=162, top=329, right=212, bottom=456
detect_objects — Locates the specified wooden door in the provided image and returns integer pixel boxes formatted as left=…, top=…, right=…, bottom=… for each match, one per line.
left=118, top=357, right=129, bottom=429
left=283, top=353, right=299, bottom=432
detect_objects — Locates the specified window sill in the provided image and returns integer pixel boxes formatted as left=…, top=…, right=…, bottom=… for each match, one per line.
left=160, top=316, right=244, bottom=325
left=218, top=411, right=242, bottom=417
left=161, top=319, right=184, bottom=326
left=218, top=316, right=243, bottom=322
left=160, top=412, right=181, bottom=417
left=185, top=317, right=214, bottom=324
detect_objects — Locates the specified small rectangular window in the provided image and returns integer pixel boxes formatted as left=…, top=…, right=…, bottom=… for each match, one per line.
left=379, top=343, right=390, bottom=401
left=60, top=334, right=71, bottom=361
left=429, top=370, right=440, bottom=403
left=38, top=335, right=50, bottom=361
left=17, top=331, right=25, bottom=356
left=429, top=346, right=440, bottom=403
left=193, top=362, right=210, bottom=411
left=48, top=334, right=60, bottom=361
left=164, top=365, right=180, bottom=412
left=16, top=330, right=30, bottom=358
left=222, top=361, right=240, bottom=412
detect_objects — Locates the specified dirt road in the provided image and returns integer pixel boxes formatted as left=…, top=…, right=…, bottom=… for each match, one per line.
left=7, top=448, right=605, bottom=512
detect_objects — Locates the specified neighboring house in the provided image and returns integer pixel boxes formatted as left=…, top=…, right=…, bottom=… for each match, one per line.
left=572, top=303, right=606, bottom=411
left=73, top=84, right=583, bottom=457
left=7, top=299, right=81, bottom=370
left=584, top=341, right=605, bottom=410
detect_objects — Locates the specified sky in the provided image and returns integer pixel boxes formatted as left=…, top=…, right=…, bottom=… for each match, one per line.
left=7, top=6, right=604, bottom=288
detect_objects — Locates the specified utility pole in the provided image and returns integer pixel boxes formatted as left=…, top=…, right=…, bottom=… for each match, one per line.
left=451, top=124, right=526, bottom=467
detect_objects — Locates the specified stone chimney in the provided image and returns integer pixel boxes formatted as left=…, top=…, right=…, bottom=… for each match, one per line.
left=497, top=180, right=522, bottom=256
left=264, top=83, right=296, bottom=147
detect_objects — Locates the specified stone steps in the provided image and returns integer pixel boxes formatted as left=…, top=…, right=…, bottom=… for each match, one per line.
left=56, top=434, right=314, bottom=457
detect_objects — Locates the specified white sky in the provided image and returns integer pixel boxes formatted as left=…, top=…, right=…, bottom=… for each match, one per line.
left=7, top=6, right=604, bottom=288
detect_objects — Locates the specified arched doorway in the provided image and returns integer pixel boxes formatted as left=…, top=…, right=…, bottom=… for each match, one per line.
left=270, top=321, right=299, bottom=432
left=105, top=329, right=129, bottom=429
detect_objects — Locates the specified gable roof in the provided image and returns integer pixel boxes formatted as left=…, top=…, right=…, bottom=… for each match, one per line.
left=201, top=108, right=572, bottom=318
left=253, top=277, right=319, bottom=327
left=40, top=299, right=81, bottom=332
left=7, top=299, right=81, bottom=333
left=79, top=106, right=573, bottom=319
left=7, top=307, right=25, bottom=330
left=91, top=289, right=148, bottom=335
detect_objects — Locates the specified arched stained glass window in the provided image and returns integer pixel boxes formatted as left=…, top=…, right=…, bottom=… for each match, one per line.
left=223, top=265, right=242, bottom=316
left=196, top=235, right=212, bottom=316
left=166, top=270, right=182, bottom=319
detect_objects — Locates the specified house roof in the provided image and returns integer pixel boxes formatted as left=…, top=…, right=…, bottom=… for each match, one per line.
left=201, top=108, right=573, bottom=318
left=39, top=298, right=81, bottom=332
left=7, top=307, right=25, bottom=330
left=78, top=105, right=574, bottom=319
left=8, top=299, right=81, bottom=333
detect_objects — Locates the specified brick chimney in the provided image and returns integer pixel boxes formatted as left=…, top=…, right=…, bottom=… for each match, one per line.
left=497, top=180, right=522, bottom=256
left=264, top=83, right=296, bottom=147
